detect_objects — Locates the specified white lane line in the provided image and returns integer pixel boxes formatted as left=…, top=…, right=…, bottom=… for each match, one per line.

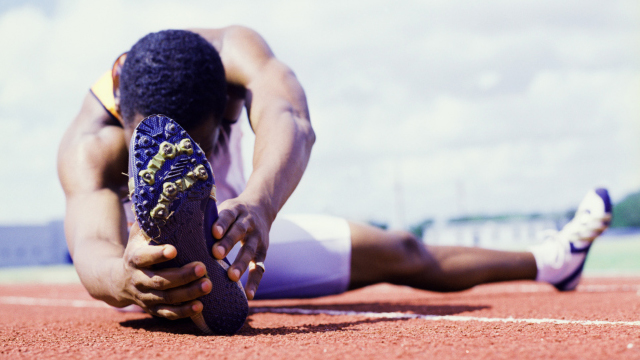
left=470, top=284, right=640, bottom=294
left=580, top=284, right=640, bottom=292
left=0, top=296, right=109, bottom=308
left=251, top=307, right=640, bottom=327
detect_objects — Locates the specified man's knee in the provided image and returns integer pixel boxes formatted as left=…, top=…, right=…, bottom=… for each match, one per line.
left=349, top=224, right=433, bottom=287
left=394, top=230, right=423, bottom=256
left=385, top=230, right=433, bottom=276
left=387, top=233, right=469, bottom=292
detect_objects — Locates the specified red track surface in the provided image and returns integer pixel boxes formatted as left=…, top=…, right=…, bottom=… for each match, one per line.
left=1, top=278, right=639, bottom=359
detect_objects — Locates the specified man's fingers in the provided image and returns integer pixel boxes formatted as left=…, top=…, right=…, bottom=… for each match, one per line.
left=134, top=262, right=207, bottom=290
left=212, top=219, right=251, bottom=259
left=152, top=300, right=203, bottom=320
left=209, top=200, right=270, bottom=298
left=129, top=244, right=177, bottom=268
left=139, top=277, right=212, bottom=305
left=212, top=208, right=239, bottom=240
left=164, top=278, right=212, bottom=304
left=245, top=259, right=266, bottom=300
left=228, top=236, right=258, bottom=282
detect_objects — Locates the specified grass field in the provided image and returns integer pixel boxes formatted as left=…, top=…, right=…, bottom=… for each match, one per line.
left=584, top=235, right=640, bottom=274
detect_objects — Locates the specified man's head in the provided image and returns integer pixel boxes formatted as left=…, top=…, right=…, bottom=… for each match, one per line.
left=119, top=30, right=226, bottom=131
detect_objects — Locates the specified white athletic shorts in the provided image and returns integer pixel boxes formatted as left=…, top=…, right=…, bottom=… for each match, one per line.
left=227, top=214, right=352, bottom=299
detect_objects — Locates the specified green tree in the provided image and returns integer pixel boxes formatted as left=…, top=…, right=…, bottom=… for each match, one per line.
left=410, top=219, right=434, bottom=239
left=611, top=190, right=640, bottom=228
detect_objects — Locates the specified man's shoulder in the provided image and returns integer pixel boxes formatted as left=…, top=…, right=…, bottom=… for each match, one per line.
left=189, top=25, right=258, bottom=41
left=189, top=26, right=269, bottom=57
left=58, top=93, right=128, bottom=196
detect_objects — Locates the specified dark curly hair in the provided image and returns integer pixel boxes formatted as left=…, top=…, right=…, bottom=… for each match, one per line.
left=119, top=30, right=227, bottom=129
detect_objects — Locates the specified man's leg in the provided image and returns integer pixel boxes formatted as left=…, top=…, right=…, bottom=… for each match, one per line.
left=348, top=222, right=536, bottom=292
left=350, top=188, right=612, bottom=292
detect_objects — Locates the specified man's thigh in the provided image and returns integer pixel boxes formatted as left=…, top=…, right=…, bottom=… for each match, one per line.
left=227, top=214, right=351, bottom=299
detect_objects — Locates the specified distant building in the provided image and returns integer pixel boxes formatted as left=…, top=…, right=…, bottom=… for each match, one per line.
left=422, top=215, right=569, bottom=249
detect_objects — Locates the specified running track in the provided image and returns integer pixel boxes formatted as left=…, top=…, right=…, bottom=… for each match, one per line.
left=1, top=278, right=639, bottom=359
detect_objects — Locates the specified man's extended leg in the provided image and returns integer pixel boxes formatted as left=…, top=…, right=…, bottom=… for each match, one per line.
left=229, top=189, right=609, bottom=298
left=349, top=188, right=611, bottom=292
left=348, top=223, right=537, bottom=292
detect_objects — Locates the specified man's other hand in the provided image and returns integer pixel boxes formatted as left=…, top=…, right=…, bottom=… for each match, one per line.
left=211, top=195, right=270, bottom=300
left=118, top=222, right=212, bottom=319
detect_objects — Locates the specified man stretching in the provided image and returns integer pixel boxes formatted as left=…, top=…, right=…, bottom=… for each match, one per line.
left=58, top=28, right=611, bottom=332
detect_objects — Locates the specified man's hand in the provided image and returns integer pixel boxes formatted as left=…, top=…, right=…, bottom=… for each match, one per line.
left=211, top=196, right=271, bottom=300
left=117, top=223, right=213, bottom=319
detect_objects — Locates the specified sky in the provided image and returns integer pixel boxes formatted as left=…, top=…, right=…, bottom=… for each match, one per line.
left=0, top=0, right=638, bottom=227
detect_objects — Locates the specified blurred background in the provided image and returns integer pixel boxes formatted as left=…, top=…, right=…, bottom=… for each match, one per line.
left=0, top=0, right=638, bottom=274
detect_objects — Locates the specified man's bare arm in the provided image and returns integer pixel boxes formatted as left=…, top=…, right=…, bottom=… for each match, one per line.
left=194, top=26, right=315, bottom=298
left=227, top=27, right=314, bottom=215
left=58, top=94, right=130, bottom=305
left=58, top=94, right=211, bottom=317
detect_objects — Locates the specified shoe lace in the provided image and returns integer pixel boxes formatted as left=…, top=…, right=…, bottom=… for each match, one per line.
left=560, top=210, right=609, bottom=242
left=536, top=229, right=567, bottom=269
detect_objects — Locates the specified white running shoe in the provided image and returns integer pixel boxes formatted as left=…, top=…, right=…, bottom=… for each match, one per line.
left=529, top=188, right=612, bottom=291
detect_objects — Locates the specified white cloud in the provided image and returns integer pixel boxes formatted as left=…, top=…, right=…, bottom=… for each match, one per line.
left=0, top=6, right=49, bottom=109
left=477, top=71, right=502, bottom=91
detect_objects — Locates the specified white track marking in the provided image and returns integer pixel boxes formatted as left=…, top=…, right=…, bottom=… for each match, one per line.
left=0, top=296, right=109, bottom=308
left=469, top=283, right=640, bottom=294
left=3, top=291, right=640, bottom=328
left=251, top=307, right=640, bottom=327
left=579, top=284, right=640, bottom=292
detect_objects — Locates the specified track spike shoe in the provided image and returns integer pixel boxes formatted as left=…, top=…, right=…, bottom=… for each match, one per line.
left=530, top=188, right=612, bottom=291
left=129, top=114, right=248, bottom=335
